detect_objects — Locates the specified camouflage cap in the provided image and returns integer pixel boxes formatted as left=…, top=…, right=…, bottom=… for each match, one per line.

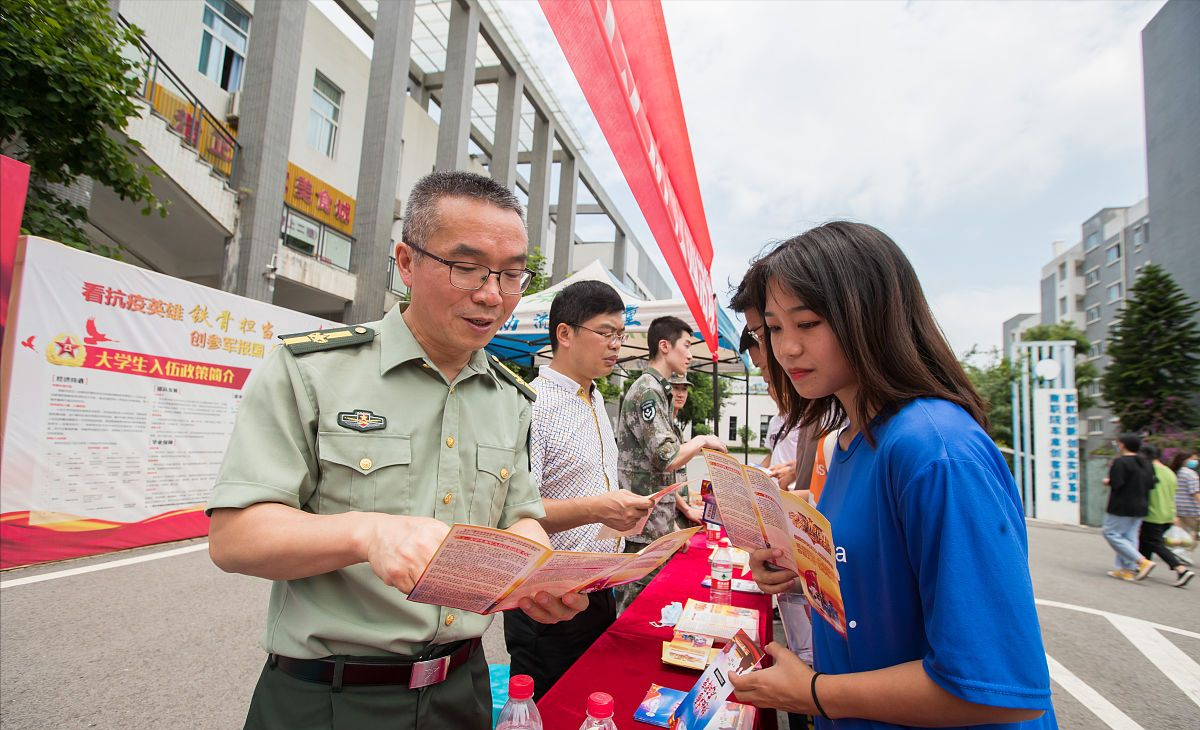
left=668, top=373, right=693, bottom=387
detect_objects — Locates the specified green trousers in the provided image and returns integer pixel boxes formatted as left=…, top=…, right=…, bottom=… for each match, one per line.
left=242, top=649, right=491, bottom=730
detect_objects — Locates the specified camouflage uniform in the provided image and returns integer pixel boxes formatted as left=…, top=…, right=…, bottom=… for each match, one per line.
left=616, top=369, right=683, bottom=611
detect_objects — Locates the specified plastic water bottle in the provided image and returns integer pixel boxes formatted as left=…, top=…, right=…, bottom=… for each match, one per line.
left=710, top=539, right=733, bottom=605
left=578, top=691, right=618, bottom=729
left=496, top=674, right=542, bottom=730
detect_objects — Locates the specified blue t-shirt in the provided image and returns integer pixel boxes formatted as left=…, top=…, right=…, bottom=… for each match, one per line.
left=812, top=398, right=1057, bottom=730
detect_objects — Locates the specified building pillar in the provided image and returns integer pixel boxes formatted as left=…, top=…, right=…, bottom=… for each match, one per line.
left=526, top=111, right=553, bottom=253
left=552, top=151, right=577, bottom=282
left=612, top=226, right=627, bottom=282
left=221, top=0, right=306, bottom=302
left=491, top=69, right=523, bottom=189
left=346, top=0, right=415, bottom=323
left=434, top=0, right=478, bottom=171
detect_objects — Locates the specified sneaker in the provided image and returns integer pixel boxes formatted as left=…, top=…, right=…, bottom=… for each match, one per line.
left=1135, top=559, right=1156, bottom=581
left=1175, top=569, right=1195, bottom=588
left=1107, top=569, right=1136, bottom=582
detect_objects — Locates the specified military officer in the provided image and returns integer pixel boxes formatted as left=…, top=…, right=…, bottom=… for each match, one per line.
left=616, top=316, right=726, bottom=612
left=207, top=171, right=586, bottom=730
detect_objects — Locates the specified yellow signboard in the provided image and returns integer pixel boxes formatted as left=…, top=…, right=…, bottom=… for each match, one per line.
left=284, top=162, right=356, bottom=236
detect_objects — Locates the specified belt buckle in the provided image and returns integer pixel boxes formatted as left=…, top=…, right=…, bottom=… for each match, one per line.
left=408, top=654, right=451, bottom=689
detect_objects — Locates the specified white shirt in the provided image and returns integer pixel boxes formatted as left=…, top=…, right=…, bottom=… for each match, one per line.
left=766, top=414, right=800, bottom=488
left=529, top=365, right=621, bottom=553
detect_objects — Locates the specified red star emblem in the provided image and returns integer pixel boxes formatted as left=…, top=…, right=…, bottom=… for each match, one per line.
left=55, top=338, right=79, bottom=357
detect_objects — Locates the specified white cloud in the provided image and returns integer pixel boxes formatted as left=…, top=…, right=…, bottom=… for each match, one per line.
left=929, top=284, right=1040, bottom=356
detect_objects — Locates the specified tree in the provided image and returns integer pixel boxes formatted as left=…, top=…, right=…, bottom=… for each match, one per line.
left=1020, top=322, right=1098, bottom=411
left=524, top=246, right=550, bottom=295
left=0, top=0, right=164, bottom=256
left=1102, top=264, right=1200, bottom=433
left=737, top=425, right=753, bottom=450
left=961, top=347, right=1016, bottom=448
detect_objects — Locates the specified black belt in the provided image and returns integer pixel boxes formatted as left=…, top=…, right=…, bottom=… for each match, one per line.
left=270, top=638, right=481, bottom=690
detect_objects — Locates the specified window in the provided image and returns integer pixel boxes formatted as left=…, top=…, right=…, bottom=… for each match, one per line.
left=1085, top=231, right=1100, bottom=251
left=198, top=0, right=249, bottom=92
left=281, top=209, right=354, bottom=269
left=1105, top=242, right=1122, bottom=265
left=321, top=229, right=352, bottom=270
left=1086, top=305, right=1101, bottom=324
left=759, top=415, right=771, bottom=448
left=1132, top=226, right=1144, bottom=248
left=1084, top=267, right=1101, bottom=287
left=1107, top=282, right=1122, bottom=302
left=728, top=416, right=738, bottom=441
left=1058, top=262, right=1067, bottom=281
left=308, top=72, right=342, bottom=157
left=1088, top=417, right=1103, bottom=434
left=1058, top=297, right=1067, bottom=316
left=1088, top=341, right=1104, bottom=358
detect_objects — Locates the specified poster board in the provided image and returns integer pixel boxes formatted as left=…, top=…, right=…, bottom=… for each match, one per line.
left=0, top=237, right=335, bottom=568
left=1032, top=388, right=1081, bottom=524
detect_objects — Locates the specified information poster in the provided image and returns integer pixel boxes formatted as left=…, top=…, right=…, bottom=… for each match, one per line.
left=0, top=237, right=334, bottom=568
left=1032, top=388, right=1081, bottom=524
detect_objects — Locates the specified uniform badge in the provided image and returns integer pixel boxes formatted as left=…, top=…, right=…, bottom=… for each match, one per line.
left=338, top=410, right=387, bottom=432
left=641, top=400, right=656, bottom=422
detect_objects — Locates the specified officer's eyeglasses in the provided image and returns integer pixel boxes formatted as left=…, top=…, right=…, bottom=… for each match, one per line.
left=407, top=242, right=535, bottom=295
left=571, top=323, right=629, bottom=346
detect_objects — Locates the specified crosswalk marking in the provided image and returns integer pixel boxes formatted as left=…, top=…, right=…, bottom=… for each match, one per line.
left=1046, top=654, right=1146, bottom=730
left=1106, top=614, right=1200, bottom=708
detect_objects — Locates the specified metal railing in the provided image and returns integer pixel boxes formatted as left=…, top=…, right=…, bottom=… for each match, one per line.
left=119, top=16, right=239, bottom=180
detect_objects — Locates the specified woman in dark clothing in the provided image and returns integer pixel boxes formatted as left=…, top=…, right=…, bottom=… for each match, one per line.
left=1103, top=434, right=1157, bottom=581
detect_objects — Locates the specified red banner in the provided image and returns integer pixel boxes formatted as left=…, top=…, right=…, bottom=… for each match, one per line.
left=539, top=0, right=718, bottom=356
left=1, top=155, right=31, bottom=337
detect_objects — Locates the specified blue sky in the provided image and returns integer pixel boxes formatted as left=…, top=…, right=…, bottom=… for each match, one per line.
left=496, top=0, right=1165, bottom=356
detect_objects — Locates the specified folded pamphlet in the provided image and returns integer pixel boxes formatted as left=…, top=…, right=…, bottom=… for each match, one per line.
left=671, top=629, right=764, bottom=730
left=595, top=479, right=692, bottom=540
left=701, top=449, right=847, bottom=636
left=407, top=524, right=699, bottom=615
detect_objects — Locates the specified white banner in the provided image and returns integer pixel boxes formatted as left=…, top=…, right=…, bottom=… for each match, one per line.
left=1, top=237, right=333, bottom=527
left=1032, top=388, right=1081, bottom=524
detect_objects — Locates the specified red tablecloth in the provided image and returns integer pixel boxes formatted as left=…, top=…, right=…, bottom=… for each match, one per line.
left=537, top=533, right=776, bottom=729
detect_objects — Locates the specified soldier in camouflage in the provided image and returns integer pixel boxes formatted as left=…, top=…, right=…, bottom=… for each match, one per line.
left=616, top=316, right=727, bottom=612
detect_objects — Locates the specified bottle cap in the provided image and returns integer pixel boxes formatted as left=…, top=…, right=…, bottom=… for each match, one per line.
left=509, top=674, right=535, bottom=700
left=587, top=691, right=614, bottom=718
left=719, top=537, right=731, bottom=547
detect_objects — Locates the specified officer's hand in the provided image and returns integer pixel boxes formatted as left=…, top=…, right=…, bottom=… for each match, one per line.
left=519, top=590, right=589, bottom=624
left=768, top=460, right=797, bottom=489
left=599, top=490, right=653, bottom=531
left=680, top=503, right=703, bottom=524
left=364, top=515, right=450, bottom=594
left=694, top=435, right=728, bottom=453
left=748, top=547, right=799, bottom=595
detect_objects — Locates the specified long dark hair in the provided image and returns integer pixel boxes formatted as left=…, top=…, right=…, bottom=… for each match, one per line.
left=757, top=221, right=987, bottom=444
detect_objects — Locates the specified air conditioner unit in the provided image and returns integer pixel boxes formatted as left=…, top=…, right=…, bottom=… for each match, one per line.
left=225, top=91, right=241, bottom=125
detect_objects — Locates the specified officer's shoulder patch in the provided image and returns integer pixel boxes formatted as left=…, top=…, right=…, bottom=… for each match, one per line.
left=280, top=325, right=374, bottom=355
left=641, top=399, right=657, bottom=422
left=489, top=355, right=536, bottom=402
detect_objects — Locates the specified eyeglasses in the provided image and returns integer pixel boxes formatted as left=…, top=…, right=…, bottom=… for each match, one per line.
left=407, top=242, right=535, bottom=295
left=570, top=323, right=629, bottom=346
left=747, top=326, right=765, bottom=345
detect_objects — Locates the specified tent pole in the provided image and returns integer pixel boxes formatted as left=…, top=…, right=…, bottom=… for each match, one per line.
left=712, top=358, right=719, bottom=439
left=743, top=361, right=750, bottom=462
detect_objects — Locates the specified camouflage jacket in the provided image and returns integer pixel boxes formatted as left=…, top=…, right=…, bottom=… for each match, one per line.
left=617, top=369, right=682, bottom=543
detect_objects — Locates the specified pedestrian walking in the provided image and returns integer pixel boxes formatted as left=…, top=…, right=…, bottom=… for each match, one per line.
left=1170, top=449, right=1200, bottom=551
left=1103, top=434, right=1158, bottom=582
left=1137, top=444, right=1194, bottom=587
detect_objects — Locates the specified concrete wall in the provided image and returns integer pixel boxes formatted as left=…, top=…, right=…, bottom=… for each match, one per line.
left=1143, top=0, right=1200, bottom=321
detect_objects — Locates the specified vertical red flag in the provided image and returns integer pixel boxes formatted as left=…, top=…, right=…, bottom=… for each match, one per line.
left=539, top=0, right=718, bottom=356
left=1, top=155, right=31, bottom=337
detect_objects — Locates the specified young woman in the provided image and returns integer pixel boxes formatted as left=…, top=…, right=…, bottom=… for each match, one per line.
left=729, top=222, right=1056, bottom=728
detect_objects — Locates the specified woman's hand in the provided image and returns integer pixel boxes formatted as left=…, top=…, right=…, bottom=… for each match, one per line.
left=748, top=547, right=799, bottom=595
left=730, top=642, right=816, bottom=714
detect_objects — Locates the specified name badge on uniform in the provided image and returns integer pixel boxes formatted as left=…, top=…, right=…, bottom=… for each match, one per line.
left=641, top=400, right=656, bottom=422
left=338, top=410, right=387, bottom=432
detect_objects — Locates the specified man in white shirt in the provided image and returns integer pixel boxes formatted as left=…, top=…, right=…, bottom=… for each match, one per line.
left=503, top=280, right=654, bottom=699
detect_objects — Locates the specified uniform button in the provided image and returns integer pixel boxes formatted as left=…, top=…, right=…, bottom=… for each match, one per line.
left=448, top=386, right=455, bottom=394
left=359, top=457, right=373, bottom=471
left=444, top=614, right=456, bottom=627
left=443, top=492, right=453, bottom=505
left=354, top=326, right=367, bottom=334
left=446, top=436, right=455, bottom=448
left=499, top=468, right=510, bottom=481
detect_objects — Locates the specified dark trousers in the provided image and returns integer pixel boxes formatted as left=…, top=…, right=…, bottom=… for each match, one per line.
left=243, top=647, right=491, bottom=730
left=617, top=539, right=667, bottom=613
left=503, top=588, right=617, bottom=701
left=1139, top=521, right=1185, bottom=570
